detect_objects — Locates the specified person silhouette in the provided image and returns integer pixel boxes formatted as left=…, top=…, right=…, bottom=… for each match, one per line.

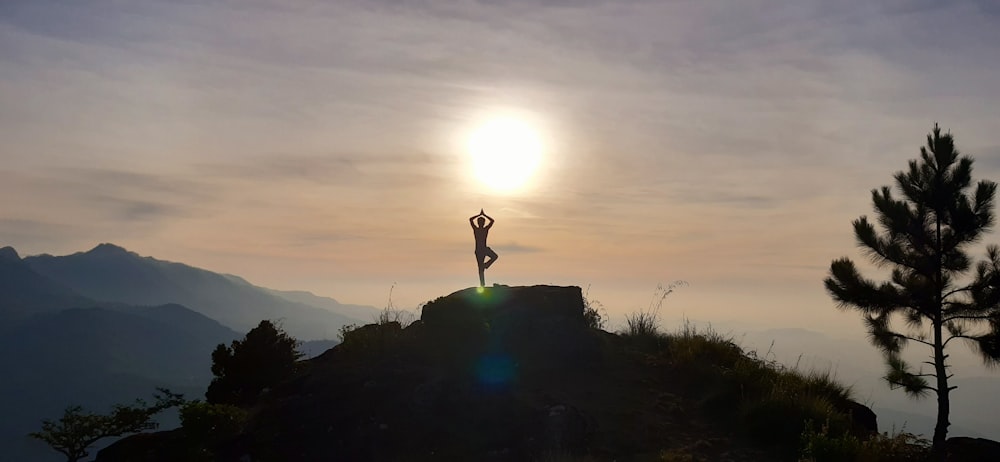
left=470, top=209, right=498, bottom=287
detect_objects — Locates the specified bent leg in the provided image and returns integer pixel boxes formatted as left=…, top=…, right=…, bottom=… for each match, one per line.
left=483, top=247, right=498, bottom=269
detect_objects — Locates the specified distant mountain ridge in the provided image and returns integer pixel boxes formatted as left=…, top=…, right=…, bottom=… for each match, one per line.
left=0, top=246, right=96, bottom=328
left=24, top=243, right=380, bottom=340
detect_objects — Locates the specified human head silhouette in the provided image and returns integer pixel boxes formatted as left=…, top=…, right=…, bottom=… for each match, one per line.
left=478, top=216, right=486, bottom=227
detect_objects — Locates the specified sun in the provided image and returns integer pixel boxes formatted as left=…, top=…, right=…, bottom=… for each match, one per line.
left=466, top=115, right=544, bottom=193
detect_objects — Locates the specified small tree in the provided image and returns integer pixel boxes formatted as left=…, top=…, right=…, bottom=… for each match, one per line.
left=29, top=388, right=184, bottom=462
left=825, top=124, right=1000, bottom=457
left=206, top=320, right=302, bottom=406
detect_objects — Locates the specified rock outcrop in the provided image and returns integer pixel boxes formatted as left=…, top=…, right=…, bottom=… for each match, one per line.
left=946, top=436, right=1000, bottom=462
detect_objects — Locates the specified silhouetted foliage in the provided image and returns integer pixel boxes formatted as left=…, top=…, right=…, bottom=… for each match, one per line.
left=800, top=420, right=930, bottom=462
left=29, top=388, right=183, bottom=462
left=582, top=285, right=607, bottom=330
left=623, top=321, right=864, bottom=458
left=619, top=281, right=686, bottom=340
left=825, top=124, right=1000, bottom=457
left=374, top=283, right=415, bottom=327
left=206, top=320, right=303, bottom=406
left=180, top=401, right=248, bottom=459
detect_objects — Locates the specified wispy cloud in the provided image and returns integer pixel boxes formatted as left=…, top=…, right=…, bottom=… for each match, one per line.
left=493, top=242, right=543, bottom=254
left=1, top=0, right=999, bottom=322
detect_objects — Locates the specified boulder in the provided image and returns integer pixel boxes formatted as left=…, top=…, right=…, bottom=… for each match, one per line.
left=421, top=284, right=584, bottom=330
left=946, top=436, right=1000, bottom=462
left=845, top=399, right=878, bottom=437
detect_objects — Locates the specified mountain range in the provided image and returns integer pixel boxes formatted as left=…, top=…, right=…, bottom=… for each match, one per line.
left=22, top=243, right=378, bottom=340
left=0, top=243, right=380, bottom=461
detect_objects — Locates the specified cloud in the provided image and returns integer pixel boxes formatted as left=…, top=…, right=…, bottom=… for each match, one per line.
left=492, top=242, right=542, bottom=254
left=1, top=0, right=1000, bottom=320
left=195, top=151, right=447, bottom=186
left=0, top=167, right=214, bottom=244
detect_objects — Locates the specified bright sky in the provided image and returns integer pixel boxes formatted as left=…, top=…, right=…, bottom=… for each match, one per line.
left=3, top=0, right=1000, bottom=334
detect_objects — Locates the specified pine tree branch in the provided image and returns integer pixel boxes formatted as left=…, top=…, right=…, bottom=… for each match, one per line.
left=891, top=331, right=935, bottom=347
left=887, top=377, right=937, bottom=394
left=943, top=314, right=995, bottom=322
left=942, top=286, right=973, bottom=300
left=944, top=333, right=980, bottom=347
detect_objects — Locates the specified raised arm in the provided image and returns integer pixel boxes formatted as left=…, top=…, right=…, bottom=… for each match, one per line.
left=482, top=212, right=494, bottom=229
left=469, top=214, right=478, bottom=228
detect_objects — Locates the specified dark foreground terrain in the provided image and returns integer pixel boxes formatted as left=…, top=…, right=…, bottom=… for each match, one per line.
left=95, top=285, right=998, bottom=461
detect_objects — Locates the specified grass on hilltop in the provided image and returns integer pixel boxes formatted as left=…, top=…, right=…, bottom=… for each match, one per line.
left=616, top=311, right=931, bottom=461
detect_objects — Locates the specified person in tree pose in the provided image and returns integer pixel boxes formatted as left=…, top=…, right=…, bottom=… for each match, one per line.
left=469, top=209, right=498, bottom=287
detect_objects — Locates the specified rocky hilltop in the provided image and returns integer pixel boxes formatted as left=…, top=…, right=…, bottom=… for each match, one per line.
left=99, top=285, right=885, bottom=461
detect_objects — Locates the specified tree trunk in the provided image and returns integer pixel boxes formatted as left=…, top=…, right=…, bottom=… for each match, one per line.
left=931, top=195, right=950, bottom=460
left=932, top=315, right=951, bottom=460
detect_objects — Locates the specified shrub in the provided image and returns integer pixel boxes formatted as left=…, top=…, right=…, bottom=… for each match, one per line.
left=799, top=420, right=931, bottom=462
left=582, top=285, right=607, bottom=330
left=180, top=401, right=247, bottom=441
left=743, top=396, right=845, bottom=449
left=206, top=320, right=303, bottom=405
left=180, top=401, right=248, bottom=459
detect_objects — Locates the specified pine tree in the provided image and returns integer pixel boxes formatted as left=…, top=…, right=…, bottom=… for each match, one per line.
left=825, top=124, right=1000, bottom=457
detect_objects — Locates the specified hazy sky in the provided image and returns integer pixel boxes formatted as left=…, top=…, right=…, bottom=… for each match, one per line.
left=3, top=0, right=1000, bottom=333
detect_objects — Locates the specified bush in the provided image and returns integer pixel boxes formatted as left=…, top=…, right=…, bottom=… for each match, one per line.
left=743, top=396, right=846, bottom=449
left=180, top=401, right=248, bottom=459
left=206, top=320, right=303, bottom=405
left=180, top=401, right=247, bottom=441
left=799, top=420, right=931, bottom=462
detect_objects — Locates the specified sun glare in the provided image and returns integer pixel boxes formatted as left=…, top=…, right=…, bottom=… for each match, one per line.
left=466, top=115, right=544, bottom=193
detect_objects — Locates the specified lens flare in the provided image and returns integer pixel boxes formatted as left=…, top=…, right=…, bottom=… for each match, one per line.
left=475, top=354, right=515, bottom=387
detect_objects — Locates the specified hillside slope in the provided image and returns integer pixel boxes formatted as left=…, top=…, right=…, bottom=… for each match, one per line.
left=98, top=285, right=892, bottom=461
